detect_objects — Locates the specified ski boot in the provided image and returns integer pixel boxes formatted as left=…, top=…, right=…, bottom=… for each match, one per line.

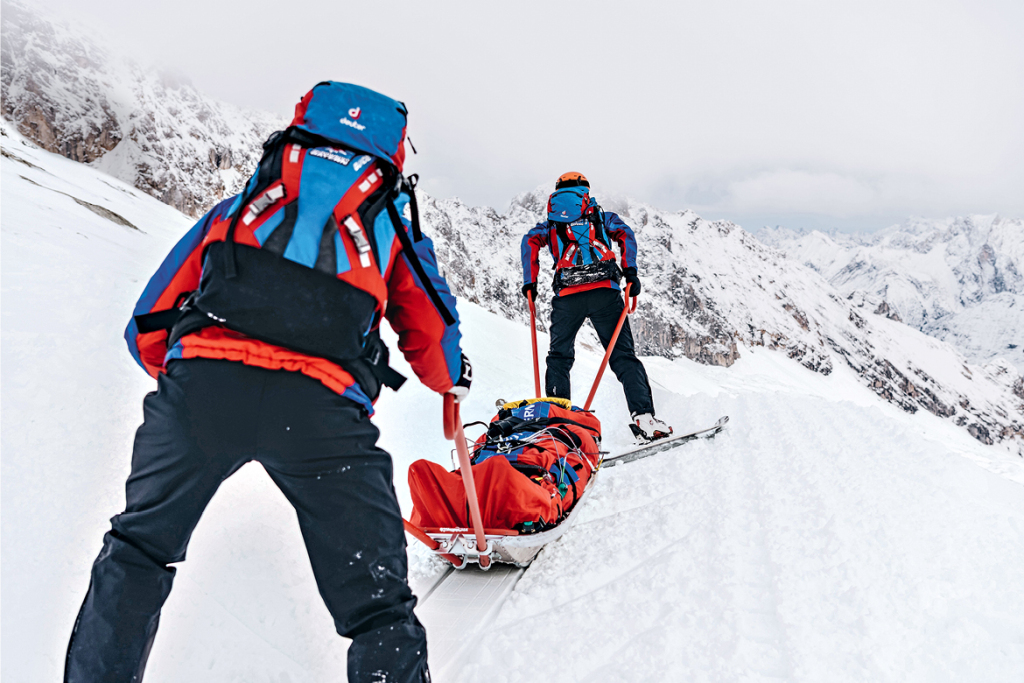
left=629, top=413, right=673, bottom=444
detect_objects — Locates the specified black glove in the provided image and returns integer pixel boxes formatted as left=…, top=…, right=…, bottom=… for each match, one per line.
left=447, top=353, right=472, bottom=403
left=623, top=267, right=642, bottom=296
left=522, top=283, right=537, bottom=300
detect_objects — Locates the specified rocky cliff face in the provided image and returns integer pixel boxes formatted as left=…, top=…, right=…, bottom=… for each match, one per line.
left=0, top=0, right=284, bottom=216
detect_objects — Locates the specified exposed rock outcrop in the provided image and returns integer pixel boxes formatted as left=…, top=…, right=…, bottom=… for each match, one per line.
left=1, top=0, right=284, bottom=216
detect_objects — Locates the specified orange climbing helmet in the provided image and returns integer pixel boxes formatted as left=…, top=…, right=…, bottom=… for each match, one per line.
left=555, top=171, right=589, bottom=190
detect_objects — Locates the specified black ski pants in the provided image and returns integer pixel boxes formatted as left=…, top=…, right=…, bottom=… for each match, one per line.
left=545, top=287, right=655, bottom=416
left=65, top=358, right=427, bottom=683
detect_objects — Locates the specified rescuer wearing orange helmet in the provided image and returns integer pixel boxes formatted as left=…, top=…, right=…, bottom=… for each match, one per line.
left=520, top=172, right=672, bottom=442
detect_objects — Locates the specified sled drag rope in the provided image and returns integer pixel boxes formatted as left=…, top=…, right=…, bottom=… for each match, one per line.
left=583, top=283, right=636, bottom=411
left=444, top=394, right=492, bottom=569
left=528, top=294, right=542, bottom=398
left=530, top=429, right=596, bottom=476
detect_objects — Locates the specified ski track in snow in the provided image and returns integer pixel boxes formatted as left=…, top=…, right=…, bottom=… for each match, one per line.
left=4, top=125, right=1024, bottom=683
left=459, top=388, right=1024, bottom=682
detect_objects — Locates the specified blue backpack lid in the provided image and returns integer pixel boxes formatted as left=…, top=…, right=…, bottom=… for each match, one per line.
left=547, top=186, right=591, bottom=222
left=291, top=81, right=409, bottom=171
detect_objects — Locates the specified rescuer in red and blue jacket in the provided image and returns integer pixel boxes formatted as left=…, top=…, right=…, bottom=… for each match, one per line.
left=521, top=172, right=672, bottom=442
left=66, top=82, right=459, bottom=683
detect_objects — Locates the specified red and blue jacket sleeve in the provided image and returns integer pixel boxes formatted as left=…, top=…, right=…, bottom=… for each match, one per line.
left=521, top=222, right=550, bottom=286
left=604, top=212, right=638, bottom=271
left=124, top=198, right=233, bottom=378
left=383, top=194, right=464, bottom=394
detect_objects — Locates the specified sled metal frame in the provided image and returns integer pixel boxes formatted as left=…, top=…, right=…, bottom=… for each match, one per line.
left=421, top=473, right=600, bottom=568
left=443, top=395, right=492, bottom=569
left=528, top=294, right=542, bottom=398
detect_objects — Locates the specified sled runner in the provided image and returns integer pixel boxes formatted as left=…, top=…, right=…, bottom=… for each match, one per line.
left=418, top=479, right=600, bottom=567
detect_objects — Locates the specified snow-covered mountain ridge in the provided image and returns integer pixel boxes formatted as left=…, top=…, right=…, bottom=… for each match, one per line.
left=0, top=0, right=284, bottom=216
left=758, top=216, right=1024, bottom=373
left=421, top=189, right=1023, bottom=452
left=2, top=0, right=1019, bottom=451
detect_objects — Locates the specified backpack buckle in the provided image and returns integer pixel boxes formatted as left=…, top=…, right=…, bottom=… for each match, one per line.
left=368, top=345, right=383, bottom=366
left=343, top=216, right=373, bottom=268
left=242, top=182, right=286, bottom=226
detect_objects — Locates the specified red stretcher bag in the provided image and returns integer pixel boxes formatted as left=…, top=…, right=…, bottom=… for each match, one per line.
left=409, top=398, right=601, bottom=534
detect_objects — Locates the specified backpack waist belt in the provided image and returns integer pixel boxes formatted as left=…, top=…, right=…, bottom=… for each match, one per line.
left=135, top=242, right=406, bottom=401
left=552, top=260, right=622, bottom=294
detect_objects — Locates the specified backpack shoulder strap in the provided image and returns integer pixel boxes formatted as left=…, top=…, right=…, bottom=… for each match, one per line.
left=382, top=173, right=457, bottom=326
left=553, top=220, right=573, bottom=245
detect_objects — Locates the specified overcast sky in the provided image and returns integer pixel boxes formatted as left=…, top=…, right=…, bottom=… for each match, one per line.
left=26, top=0, right=1024, bottom=231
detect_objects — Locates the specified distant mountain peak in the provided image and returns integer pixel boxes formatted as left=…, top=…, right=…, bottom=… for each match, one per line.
left=760, top=214, right=1024, bottom=375
left=421, top=191, right=1022, bottom=453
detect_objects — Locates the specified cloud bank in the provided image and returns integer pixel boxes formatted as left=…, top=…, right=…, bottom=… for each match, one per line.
left=23, top=0, right=1024, bottom=231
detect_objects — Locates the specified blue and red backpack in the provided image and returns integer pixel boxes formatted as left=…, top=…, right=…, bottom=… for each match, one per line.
left=546, top=186, right=621, bottom=291
left=133, top=81, right=456, bottom=399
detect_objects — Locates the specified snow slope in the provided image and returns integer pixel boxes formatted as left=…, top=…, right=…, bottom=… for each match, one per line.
left=4, top=125, right=1024, bottom=683
left=759, top=216, right=1024, bottom=373
left=461, top=351, right=1024, bottom=682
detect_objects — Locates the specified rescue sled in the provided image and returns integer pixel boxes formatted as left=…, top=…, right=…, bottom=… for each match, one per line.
left=403, top=283, right=630, bottom=570
left=415, top=482, right=598, bottom=567
left=406, top=396, right=602, bottom=569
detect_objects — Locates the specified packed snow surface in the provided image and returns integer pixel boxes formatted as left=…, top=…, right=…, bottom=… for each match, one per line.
left=3, top=127, right=1024, bottom=682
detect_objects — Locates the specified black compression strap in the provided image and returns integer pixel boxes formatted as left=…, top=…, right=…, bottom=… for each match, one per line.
left=134, top=308, right=182, bottom=333
left=385, top=198, right=457, bottom=326
left=375, top=364, right=407, bottom=390
left=405, top=175, right=423, bottom=241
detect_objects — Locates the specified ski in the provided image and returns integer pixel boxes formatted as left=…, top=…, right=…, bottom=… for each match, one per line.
left=416, top=564, right=526, bottom=676
left=602, top=415, right=729, bottom=468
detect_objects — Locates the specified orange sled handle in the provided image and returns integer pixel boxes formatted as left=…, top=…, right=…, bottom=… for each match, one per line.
left=443, top=394, right=491, bottom=567
left=528, top=293, right=542, bottom=398
left=583, top=282, right=635, bottom=412
left=402, top=519, right=465, bottom=568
